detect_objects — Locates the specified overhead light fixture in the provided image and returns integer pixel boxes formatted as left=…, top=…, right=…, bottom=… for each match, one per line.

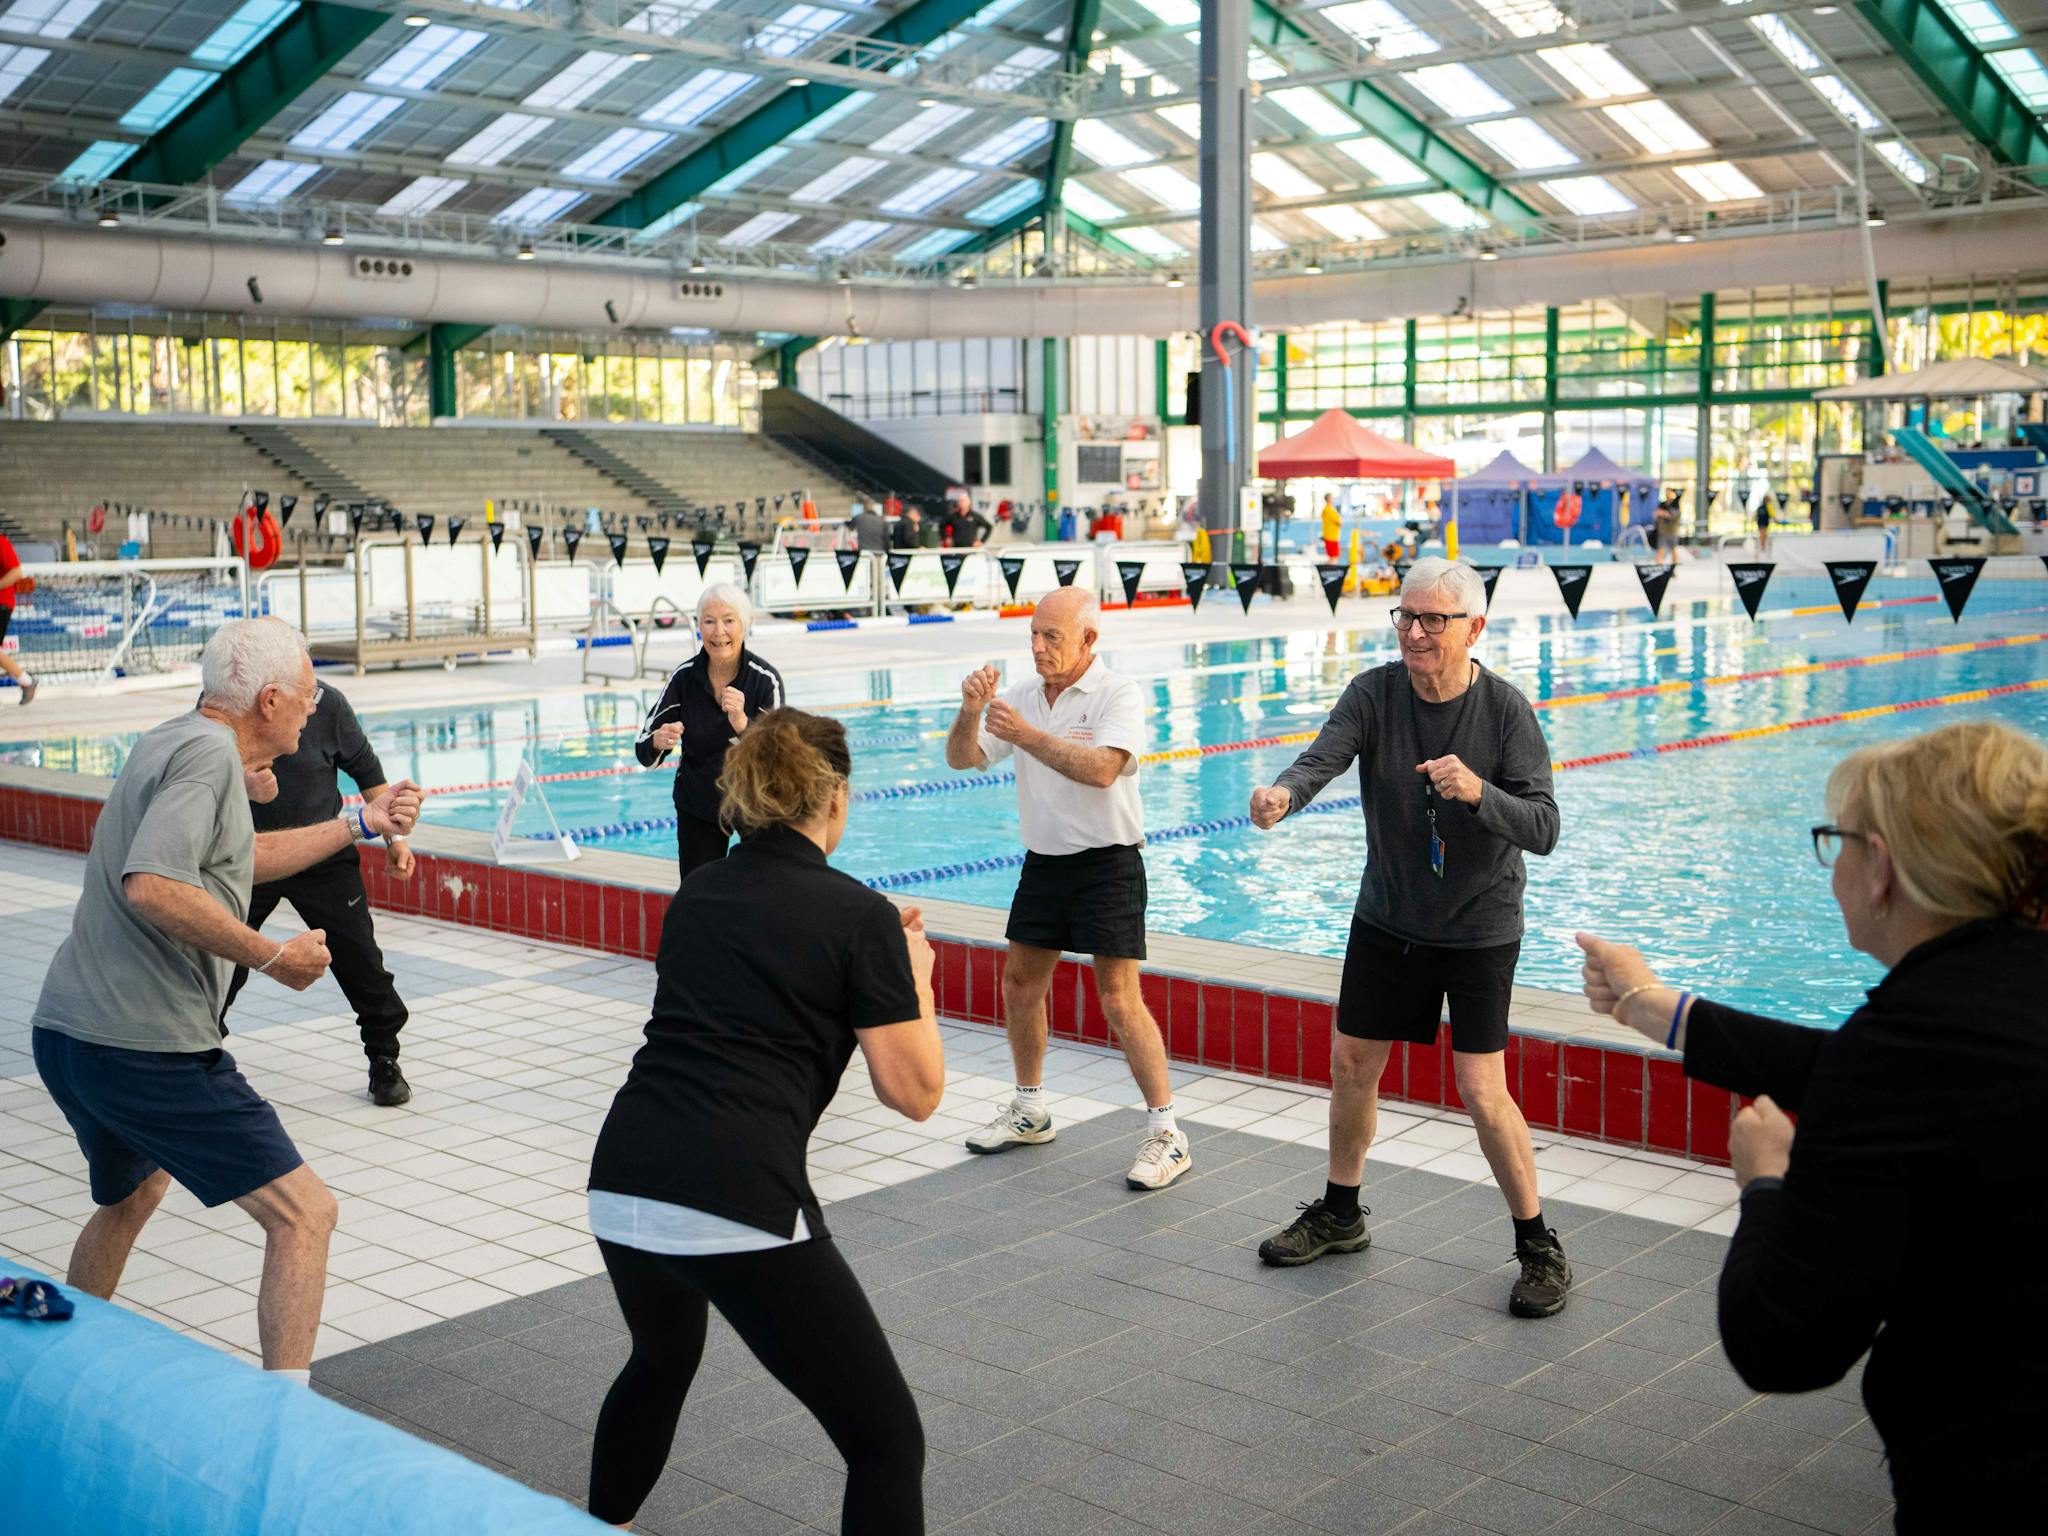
left=1303, top=254, right=1324, bottom=274
left=788, top=76, right=809, bottom=88
left=918, top=95, right=941, bottom=107
left=1165, top=271, right=1184, bottom=288
left=688, top=255, right=708, bottom=274
left=403, top=12, right=431, bottom=25
left=628, top=50, right=653, bottom=62
left=957, top=269, right=978, bottom=288
left=1673, top=228, right=1696, bottom=244
left=1653, top=215, right=1674, bottom=243
left=322, top=226, right=345, bottom=246
left=515, top=239, right=536, bottom=261
left=96, top=207, right=119, bottom=227
left=836, top=268, right=853, bottom=286
left=1477, top=246, right=1498, bottom=262
left=1866, top=206, right=1887, bottom=227
left=1814, top=4, right=1838, bottom=11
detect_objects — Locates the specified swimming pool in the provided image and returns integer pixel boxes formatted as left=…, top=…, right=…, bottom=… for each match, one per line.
left=14, top=573, right=2046, bottom=1024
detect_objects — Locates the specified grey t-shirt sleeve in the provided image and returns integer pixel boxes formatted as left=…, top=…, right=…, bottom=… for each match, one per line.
left=1468, top=691, right=1560, bottom=855
left=123, top=745, right=234, bottom=890
left=1274, top=680, right=1371, bottom=813
left=331, top=693, right=386, bottom=792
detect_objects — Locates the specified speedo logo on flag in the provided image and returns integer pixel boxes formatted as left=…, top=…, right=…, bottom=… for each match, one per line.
left=1833, top=567, right=1860, bottom=585
left=1734, top=568, right=1767, bottom=585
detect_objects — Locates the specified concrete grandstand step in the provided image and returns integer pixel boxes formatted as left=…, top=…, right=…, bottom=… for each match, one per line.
left=232, top=424, right=375, bottom=507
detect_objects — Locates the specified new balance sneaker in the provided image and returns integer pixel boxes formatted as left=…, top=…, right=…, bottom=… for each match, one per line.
left=368, top=1058, right=412, bottom=1108
left=1508, top=1231, right=1572, bottom=1318
left=965, top=1100, right=1055, bottom=1154
left=17, top=677, right=35, bottom=706
left=1125, top=1128, right=1192, bottom=1190
left=1258, top=1199, right=1371, bottom=1266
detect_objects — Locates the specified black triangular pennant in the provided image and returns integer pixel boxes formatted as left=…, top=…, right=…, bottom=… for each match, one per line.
left=692, top=533, right=714, bottom=578
left=1315, top=563, right=1346, bottom=615
left=524, top=523, right=542, bottom=560
left=1929, top=556, right=1985, bottom=623
left=886, top=551, right=912, bottom=592
left=939, top=551, right=967, bottom=596
left=739, top=541, right=761, bottom=581
left=786, top=545, right=810, bottom=583
left=1181, top=563, right=1209, bottom=611
left=1230, top=562, right=1262, bottom=613
left=1726, top=562, right=1774, bottom=621
left=649, top=536, right=670, bottom=575
left=998, top=555, right=1024, bottom=600
left=835, top=548, right=861, bottom=589
left=278, top=494, right=298, bottom=529
left=448, top=515, right=466, bottom=546
left=349, top=504, right=365, bottom=537
left=1053, top=559, right=1081, bottom=588
left=313, top=494, right=330, bottom=520
left=489, top=522, right=505, bottom=554
left=637, top=516, right=651, bottom=533
left=253, top=490, right=270, bottom=512
left=563, top=527, right=584, bottom=559
left=416, top=514, right=435, bottom=546
left=607, top=531, right=629, bottom=566
left=1633, top=563, right=1675, bottom=619
left=1116, top=560, right=1145, bottom=608
left=1476, top=565, right=1503, bottom=612
left=1823, top=560, right=1876, bottom=623
left=1551, top=563, right=1593, bottom=620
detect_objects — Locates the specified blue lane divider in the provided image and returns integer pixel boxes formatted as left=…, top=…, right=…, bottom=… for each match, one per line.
left=526, top=770, right=1025, bottom=840
left=908, top=613, right=955, bottom=625
left=805, top=618, right=859, bottom=632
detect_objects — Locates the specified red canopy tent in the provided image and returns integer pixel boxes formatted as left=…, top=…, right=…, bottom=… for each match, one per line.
left=1258, top=409, right=1455, bottom=481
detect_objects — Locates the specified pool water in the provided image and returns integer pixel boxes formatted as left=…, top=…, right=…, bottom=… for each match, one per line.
left=15, top=575, right=2047, bottom=1024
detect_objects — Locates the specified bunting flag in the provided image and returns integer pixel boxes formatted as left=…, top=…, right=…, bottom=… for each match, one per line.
left=1230, top=562, right=1262, bottom=614
left=252, top=490, right=270, bottom=512
left=1823, top=560, right=1876, bottom=623
left=1314, top=563, right=1346, bottom=615
left=886, top=551, right=912, bottom=592
left=1551, top=563, right=1593, bottom=620
left=739, top=541, right=761, bottom=582
left=1104, top=559, right=1138, bottom=608
left=940, top=552, right=968, bottom=596
left=488, top=522, right=505, bottom=554
left=313, top=494, right=331, bottom=521
left=637, top=516, right=652, bottom=533
left=278, top=494, right=298, bottom=529
left=1476, top=565, right=1503, bottom=612
left=1633, top=563, right=1675, bottom=619
left=1053, top=558, right=1081, bottom=587
left=835, top=548, right=862, bottom=589
left=1930, top=556, right=1985, bottom=623
left=691, top=532, right=714, bottom=577
left=416, top=514, right=435, bottom=547
left=607, top=531, right=629, bottom=566
left=786, top=545, right=810, bottom=584
left=348, top=504, right=365, bottom=538
left=998, top=555, right=1025, bottom=600
left=448, top=515, right=466, bottom=546
left=524, top=523, right=542, bottom=560
left=563, top=527, right=584, bottom=560
left=388, top=508, right=404, bottom=536
left=1181, top=562, right=1209, bottom=611
left=648, top=536, right=670, bottom=575
left=1726, top=562, right=1774, bottom=621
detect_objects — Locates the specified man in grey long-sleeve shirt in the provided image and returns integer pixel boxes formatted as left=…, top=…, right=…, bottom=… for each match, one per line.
left=1249, top=557, right=1572, bottom=1320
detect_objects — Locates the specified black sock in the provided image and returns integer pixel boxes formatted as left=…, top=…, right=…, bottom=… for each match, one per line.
left=1323, top=1181, right=1361, bottom=1222
left=1513, top=1212, right=1552, bottom=1247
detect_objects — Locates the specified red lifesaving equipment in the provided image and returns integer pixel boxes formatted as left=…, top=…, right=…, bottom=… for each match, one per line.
left=1552, top=492, right=1582, bottom=530
left=88, top=503, right=107, bottom=534
left=232, top=505, right=283, bottom=569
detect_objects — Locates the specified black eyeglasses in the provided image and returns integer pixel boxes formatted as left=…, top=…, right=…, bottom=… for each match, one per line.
left=1390, top=609, right=1469, bottom=634
left=1810, top=824, right=1870, bottom=868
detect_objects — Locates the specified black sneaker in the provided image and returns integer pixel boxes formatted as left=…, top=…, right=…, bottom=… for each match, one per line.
left=368, top=1059, right=412, bottom=1108
left=1257, top=1199, right=1371, bottom=1267
left=1509, top=1231, right=1571, bottom=1318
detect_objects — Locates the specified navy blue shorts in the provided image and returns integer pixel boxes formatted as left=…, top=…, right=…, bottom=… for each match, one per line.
left=32, top=1027, right=304, bottom=1208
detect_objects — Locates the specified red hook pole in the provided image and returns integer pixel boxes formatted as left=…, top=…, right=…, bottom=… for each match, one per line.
left=1209, top=321, right=1253, bottom=368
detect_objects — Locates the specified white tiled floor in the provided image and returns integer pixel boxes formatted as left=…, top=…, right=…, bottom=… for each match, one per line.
left=0, top=842, right=1736, bottom=1369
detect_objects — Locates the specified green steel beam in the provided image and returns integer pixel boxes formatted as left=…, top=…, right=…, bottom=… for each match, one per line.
left=1039, top=0, right=1104, bottom=228
left=593, top=0, right=994, bottom=230
left=1250, top=1, right=1543, bottom=226
left=1042, top=336, right=1060, bottom=523
left=420, top=323, right=494, bottom=419
left=776, top=336, right=817, bottom=387
left=1, top=297, right=45, bottom=343
left=1541, top=306, right=1559, bottom=471
left=122, top=3, right=389, bottom=188
left=1857, top=0, right=2048, bottom=171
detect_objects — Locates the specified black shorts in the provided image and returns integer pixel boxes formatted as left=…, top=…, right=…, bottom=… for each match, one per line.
left=1335, top=919, right=1520, bottom=1054
left=1006, top=844, right=1147, bottom=960
left=0, top=604, right=11, bottom=647
left=32, top=1027, right=304, bottom=1208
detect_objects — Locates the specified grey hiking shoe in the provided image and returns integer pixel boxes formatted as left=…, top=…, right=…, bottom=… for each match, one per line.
left=1257, top=1198, right=1371, bottom=1266
left=1509, top=1231, right=1571, bottom=1317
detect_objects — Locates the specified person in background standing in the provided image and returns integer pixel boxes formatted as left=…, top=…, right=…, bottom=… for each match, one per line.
left=1321, top=493, right=1343, bottom=561
left=1754, top=497, right=1773, bottom=554
left=851, top=501, right=889, bottom=555
left=891, top=503, right=923, bottom=550
left=0, top=531, right=37, bottom=705
left=1654, top=499, right=1681, bottom=566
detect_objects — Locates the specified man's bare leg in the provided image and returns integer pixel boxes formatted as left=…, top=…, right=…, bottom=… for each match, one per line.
left=999, top=942, right=1059, bottom=1087
left=1093, top=956, right=1170, bottom=1107
left=233, top=1163, right=338, bottom=1372
left=67, top=1167, right=171, bottom=1299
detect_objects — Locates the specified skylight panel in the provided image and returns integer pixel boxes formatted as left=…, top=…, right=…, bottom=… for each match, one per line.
left=1673, top=160, right=1763, bottom=201
left=1749, top=15, right=1822, bottom=73
left=758, top=4, right=843, bottom=59
left=1808, top=74, right=1882, bottom=132
left=1249, top=50, right=1289, bottom=81
left=642, top=69, right=753, bottom=129
left=366, top=24, right=487, bottom=91
left=973, top=45, right=1059, bottom=92
left=1411, top=191, right=1489, bottom=229
left=1251, top=222, right=1287, bottom=252
left=1542, top=175, right=1632, bottom=214
left=289, top=91, right=402, bottom=152
left=962, top=116, right=1049, bottom=164
left=871, top=104, right=972, bottom=155
left=1266, top=88, right=1361, bottom=137
left=493, top=187, right=584, bottom=225
left=895, top=228, right=969, bottom=261
left=786, top=91, right=871, bottom=143
left=57, top=139, right=132, bottom=185
left=1602, top=100, right=1709, bottom=154
left=721, top=211, right=799, bottom=247
left=790, top=156, right=887, bottom=204
left=191, top=1, right=294, bottom=66
left=1154, top=102, right=1202, bottom=137
left=561, top=127, right=672, bottom=181
left=1987, top=48, right=2048, bottom=109
left=1873, top=140, right=1931, bottom=185
left=1402, top=64, right=1513, bottom=117
left=880, top=167, right=980, bottom=214
left=1249, top=153, right=1326, bottom=199
left=1320, top=2, right=1437, bottom=59
left=1128, top=0, right=1198, bottom=24
left=1537, top=44, right=1645, bottom=101
left=705, top=147, right=786, bottom=194
left=448, top=112, right=549, bottom=167
left=120, top=67, right=209, bottom=131
left=1115, top=226, right=1185, bottom=259
left=968, top=181, right=1039, bottom=222
left=1468, top=0, right=1565, bottom=37
left=1936, top=0, right=2017, bottom=45
left=1334, top=136, right=1428, bottom=186
left=1469, top=117, right=1577, bottom=170
left=378, top=175, right=469, bottom=216
left=223, top=159, right=321, bottom=209
left=0, top=1, right=93, bottom=39
left=1122, top=165, right=1201, bottom=209
left=0, top=41, right=45, bottom=103
left=526, top=50, right=639, bottom=111
left=1061, top=181, right=1124, bottom=221
left=1303, top=203, right=1386, bottom=241
left=1072, top=118, right=1151, bottom=167
left=636, top=201, right=702, bottom=239
left=812, top=220, right=892, bottom=253
left=623, top=2, right=716, bottom=39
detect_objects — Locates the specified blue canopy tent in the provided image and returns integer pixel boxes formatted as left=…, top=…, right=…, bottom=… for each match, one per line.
left=1526, top=448, right=1660, bottom=545
left=1443, top=451, right=1541, bottom=542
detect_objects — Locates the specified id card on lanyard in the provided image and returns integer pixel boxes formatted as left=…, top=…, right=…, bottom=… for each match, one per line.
left=1410, top=663, right=1476, bottom=881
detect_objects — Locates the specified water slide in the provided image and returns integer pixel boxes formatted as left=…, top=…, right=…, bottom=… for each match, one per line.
left=1891, top=427, right=2016, bottom=534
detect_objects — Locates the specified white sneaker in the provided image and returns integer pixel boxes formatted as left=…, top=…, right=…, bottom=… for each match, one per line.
left=1125, top=1128, right=1192, bottom=1190
left=965, top=1099, right=1056, bottom=1154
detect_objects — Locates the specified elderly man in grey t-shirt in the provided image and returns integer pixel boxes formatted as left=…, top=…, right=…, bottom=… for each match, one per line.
left=1247, top=557, right=1571, bottom=1319
left=30, top=619, right=421, bottom=1379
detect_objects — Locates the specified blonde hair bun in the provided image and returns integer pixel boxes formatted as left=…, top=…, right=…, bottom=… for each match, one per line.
left=718, top=708, right=851, bottom=832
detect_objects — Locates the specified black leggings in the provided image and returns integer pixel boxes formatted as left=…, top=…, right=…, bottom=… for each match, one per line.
left=677, top=814, right=731, bottom=883
left=590, top=1237, right=925, bottom=1533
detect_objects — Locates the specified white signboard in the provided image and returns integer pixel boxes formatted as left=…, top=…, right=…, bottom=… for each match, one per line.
left=491, top=757, right=578, bottom=864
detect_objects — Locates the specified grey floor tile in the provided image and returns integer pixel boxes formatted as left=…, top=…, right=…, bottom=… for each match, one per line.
left=1455, top=1387, right=1588, bottom=1443
left=1745, top=1469, right=1892, bottom=1536
left=1409, top=1417, right=1543, bottom=1477
left=1346, top=1446, right=1482, bottom=1506
left=1595, top=1475, right=1737, bottom=1536
left=1439, top=1474, right=1577, bottom=1535
left=1284, top=1476, right=1425, bottom=1536
left=1496, top=1444, right=1634, bottom=1505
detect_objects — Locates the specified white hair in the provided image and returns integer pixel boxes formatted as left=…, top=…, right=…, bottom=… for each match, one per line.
left=1400, top=556, right=1486, bottom=617
left=200, top=619, right=310, bottom=714
left=697, top=581, right=754, bottom=633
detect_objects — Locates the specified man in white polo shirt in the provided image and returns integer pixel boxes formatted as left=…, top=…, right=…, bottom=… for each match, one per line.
left=944, top=585, right=1189, bottom=1190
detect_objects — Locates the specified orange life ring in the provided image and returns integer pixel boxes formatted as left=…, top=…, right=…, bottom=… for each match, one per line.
left=1553, top=493, right=1582, bottom=530
left=232, top=508, right=283, bottom=570
left=88, top=503, right=107, bottom=534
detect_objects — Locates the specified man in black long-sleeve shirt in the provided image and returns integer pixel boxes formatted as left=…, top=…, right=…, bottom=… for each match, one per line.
left=1247, top=557, right=1570, bottom=1320
left=221, top=683, right=416, bottom=1106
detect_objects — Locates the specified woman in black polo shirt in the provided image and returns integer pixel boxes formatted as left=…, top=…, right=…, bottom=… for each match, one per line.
left=587, top=708, right=943, bottom=1534
left=634, top=582, right=785, bottom=881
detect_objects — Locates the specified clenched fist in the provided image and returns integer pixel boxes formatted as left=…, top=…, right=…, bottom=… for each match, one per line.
left=265, top=928, right=332, bottom=991
left=721, top=685, right=748, bottom=727
left=650, top=720, right=683, bottom=753
left=1249, top=785, right=1292, bottom=829
left=960, top=664, right=1001, bottom=711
